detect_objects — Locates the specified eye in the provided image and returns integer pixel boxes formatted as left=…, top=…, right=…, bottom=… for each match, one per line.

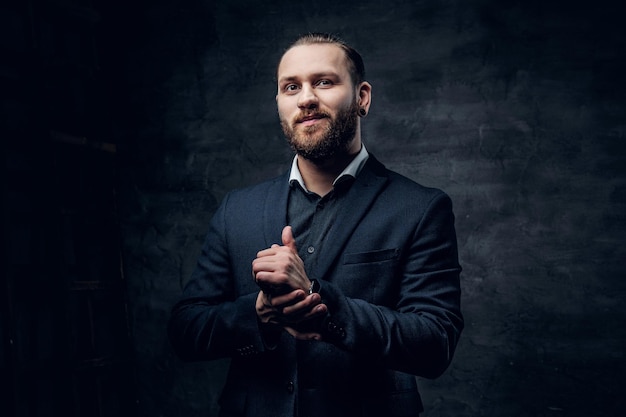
left=282, top=84, right=299, bottom=94
left=316, top=79, right=333, bottom=87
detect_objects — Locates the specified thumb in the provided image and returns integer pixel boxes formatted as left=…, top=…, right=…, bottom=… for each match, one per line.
left=282, top=226, right=298, bottom=252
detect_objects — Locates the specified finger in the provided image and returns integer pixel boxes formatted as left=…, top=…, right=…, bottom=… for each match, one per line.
left=254, top=269, right=290, bottom=289
left=270, top=289, right=306, bottom=307
left=256, top=246, right=279, bottom=258
left=284, top=303, right=327, bottom=322
left=256, top=291, right=280, bottom=324
left=281, top=294, right=327, bottom=317
left=252, top=258, right=277, bottom=275
left=281, top=226, right=298, bottom=253
left=252, top=257, right=286, bottom=280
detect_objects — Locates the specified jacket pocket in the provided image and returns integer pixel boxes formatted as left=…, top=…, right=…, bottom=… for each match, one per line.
left=339, top=249, right=400, bottom=301
left=343, top=248, right=399, bottom=265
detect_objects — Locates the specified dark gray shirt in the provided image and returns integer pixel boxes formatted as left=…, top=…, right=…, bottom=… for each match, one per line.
left=287, top=177, right=355, bottom=272
left=286, top=145, right=369, bottom=273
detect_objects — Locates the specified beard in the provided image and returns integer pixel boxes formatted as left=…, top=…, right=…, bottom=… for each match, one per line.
left=281, top=101, right=359, bottom=163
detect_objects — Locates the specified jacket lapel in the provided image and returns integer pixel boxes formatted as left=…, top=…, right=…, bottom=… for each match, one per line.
left=310, top=156, right=389, bottom=283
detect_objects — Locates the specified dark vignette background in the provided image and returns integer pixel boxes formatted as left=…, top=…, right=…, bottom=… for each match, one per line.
left=3, top=0, right=625, bottom=416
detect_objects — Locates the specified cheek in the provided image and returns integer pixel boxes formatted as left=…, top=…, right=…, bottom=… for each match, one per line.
left=325, top=92, right=356, bottom=111
left=276, top=100, right=294, bottom=120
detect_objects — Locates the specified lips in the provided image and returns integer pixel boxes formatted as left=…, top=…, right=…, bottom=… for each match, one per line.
left=296, top=113, right=328, bottom=126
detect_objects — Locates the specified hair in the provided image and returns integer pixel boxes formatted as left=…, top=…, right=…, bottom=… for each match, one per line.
left=279, top=32, right=366, bottom=86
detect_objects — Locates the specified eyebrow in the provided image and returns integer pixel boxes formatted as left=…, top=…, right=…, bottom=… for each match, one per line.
left=278, top=71, right=341, bottom=84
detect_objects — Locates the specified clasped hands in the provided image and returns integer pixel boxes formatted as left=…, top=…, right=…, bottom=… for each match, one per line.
left=252, top=226, right=328, bottom=340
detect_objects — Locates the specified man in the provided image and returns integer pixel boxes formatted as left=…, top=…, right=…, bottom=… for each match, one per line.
left=168, top=33, right=463, bottom=417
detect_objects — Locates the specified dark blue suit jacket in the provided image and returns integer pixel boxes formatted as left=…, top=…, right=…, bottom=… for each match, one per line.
left=168, top=155, right=463, bottom=417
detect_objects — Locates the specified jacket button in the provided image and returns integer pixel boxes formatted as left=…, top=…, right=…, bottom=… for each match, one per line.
left=286, top=381, right=294, bottom=393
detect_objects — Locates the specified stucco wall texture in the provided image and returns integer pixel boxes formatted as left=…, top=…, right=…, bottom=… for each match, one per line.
left=115, top=1, right=626, bottom=416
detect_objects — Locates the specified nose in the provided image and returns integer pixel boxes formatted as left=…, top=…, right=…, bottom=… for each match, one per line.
left=297, top=84, right=318, bottom=109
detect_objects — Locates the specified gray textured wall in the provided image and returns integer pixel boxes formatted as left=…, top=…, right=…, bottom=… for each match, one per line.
left=116, top=1, right=626, bottom=416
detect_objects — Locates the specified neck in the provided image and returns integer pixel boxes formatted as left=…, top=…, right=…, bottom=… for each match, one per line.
left=297, top=138, right=361, bottom=196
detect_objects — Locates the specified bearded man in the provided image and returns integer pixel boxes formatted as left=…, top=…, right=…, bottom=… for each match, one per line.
left=168, top=33, right=463, bottom=417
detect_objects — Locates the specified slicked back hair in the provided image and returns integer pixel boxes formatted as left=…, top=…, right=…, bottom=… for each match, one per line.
left=279, top=32, right=366, bottom=87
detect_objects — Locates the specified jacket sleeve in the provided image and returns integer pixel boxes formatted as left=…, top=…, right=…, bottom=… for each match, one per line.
left=167, top=192, right=267, bottom=362
left=314, top=192, right=463, bottom=379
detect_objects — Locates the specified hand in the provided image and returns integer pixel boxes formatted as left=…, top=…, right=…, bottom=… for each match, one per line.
left=252, top=226, right=311, bottom=295
left=255, top=289, right=327, bottom=341
left=281, top=291, right=328, bottom=341
left=256, top=288, right=305, bottom=325
left=253, top=226, right=328, bottom=340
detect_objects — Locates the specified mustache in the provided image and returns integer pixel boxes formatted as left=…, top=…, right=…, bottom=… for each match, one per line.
left=294, top=111, right=331, bottom=124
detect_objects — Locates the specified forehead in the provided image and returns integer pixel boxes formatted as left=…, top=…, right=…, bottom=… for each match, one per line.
left=277, top=44, right=350, bottom=81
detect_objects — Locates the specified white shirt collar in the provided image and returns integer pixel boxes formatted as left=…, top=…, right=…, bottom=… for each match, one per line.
left=289, top=144, right=370, bottom=192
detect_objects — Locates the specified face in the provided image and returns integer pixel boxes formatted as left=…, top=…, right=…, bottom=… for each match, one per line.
left=276, top=44, right=367, bottom=162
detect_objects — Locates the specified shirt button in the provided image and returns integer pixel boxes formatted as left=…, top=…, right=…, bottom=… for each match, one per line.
left=286, top=381, right=294, bottom=393
left=307, top=246, right=315, bottom=254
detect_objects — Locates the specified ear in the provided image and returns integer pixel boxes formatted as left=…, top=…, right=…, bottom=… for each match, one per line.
left=357, top=81, right=372, bottom=113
